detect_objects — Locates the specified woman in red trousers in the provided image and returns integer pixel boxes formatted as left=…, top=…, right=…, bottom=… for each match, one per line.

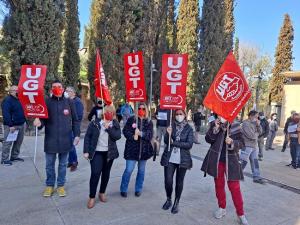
left=201, top=115, right=249, bottom=225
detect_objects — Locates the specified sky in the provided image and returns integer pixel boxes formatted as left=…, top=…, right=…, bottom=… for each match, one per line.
left=78, top=0, right=300, bottom=71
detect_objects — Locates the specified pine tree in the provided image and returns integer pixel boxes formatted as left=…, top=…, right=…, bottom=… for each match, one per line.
left=166, top=0, right=177, bottom=52
left=234, top=37, right=239, bottom=62
left=2, top=0, right=65, bottom=89
left=269, top=14, right=294, bottom=103
left=199, top=0, right=235, bottom=99
left=63, top=0, right=80, bottom=89
left=176, top=0, right=200, bottom=104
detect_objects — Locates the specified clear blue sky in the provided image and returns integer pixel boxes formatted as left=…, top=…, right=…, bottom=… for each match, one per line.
left=79, top=0, right=299, bottom=70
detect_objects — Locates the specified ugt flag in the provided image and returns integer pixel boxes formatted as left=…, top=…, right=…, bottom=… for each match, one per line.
left=203, top=51, right=251, bottom=123
left=18, top=65, right=48, bottom=118
left=160, top=54, right=189, bottom=109
left=124, top=51, right=147, bottom=102
left=94, top=49, right=112, bottom=105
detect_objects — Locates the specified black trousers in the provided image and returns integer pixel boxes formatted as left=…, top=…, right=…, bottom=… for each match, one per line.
left=89, top=151, right=114, bottom=198
left=164, top=163, right=187, bottom=200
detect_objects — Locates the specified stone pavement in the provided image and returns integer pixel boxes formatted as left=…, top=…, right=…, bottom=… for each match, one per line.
left=0, top=128, right=300, bottom=225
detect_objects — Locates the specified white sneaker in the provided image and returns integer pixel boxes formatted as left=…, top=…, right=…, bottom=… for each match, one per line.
left=238, top=215, right=249, bottom=225
left=214, top=208, right=226, bottom=219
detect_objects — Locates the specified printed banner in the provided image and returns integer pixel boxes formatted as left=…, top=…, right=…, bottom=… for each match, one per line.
left=203, top=51, right=251, bottom=123
left=18, top=65, right=48, bottom=118
left=94, top=49, right=112, bottom=105
left=124, top=51, right=147, bottom=102
left=160, top=54, right=189, bottom=109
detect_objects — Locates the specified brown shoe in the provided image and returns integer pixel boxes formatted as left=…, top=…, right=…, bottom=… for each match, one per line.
left=99, top=193, right=107, bottom=202
left=87, top=198, right=95, bottom=209
left=70, top=162, right=78, bottom=172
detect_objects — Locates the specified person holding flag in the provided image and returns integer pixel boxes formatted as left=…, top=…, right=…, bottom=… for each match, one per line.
left=160, top=109, right=193, bottom=214
left=120, top=103, right=154, bottom=198
left=201, top=115, right=249, bottom=225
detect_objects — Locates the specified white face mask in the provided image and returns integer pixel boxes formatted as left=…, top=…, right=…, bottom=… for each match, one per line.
left=175, top=115, right=185, bottom=123
left=219, top=117, right=227, bottom=123
left=259, top=116, right=265, bottom=119
left=97, top=109, right=103, bottom=118
left=64, top=92, right=69, bottom=98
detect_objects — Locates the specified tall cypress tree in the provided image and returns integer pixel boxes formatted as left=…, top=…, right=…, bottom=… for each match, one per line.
left=234, top=37, right=239, bottom=62
left=166, top=0, right=177, bottom=52
left=199, top=0, right=235, bottom=99
left=176, top=0, right=200, bottom=104
left=2, top=0, right=65, bottom=89
left=269, top=14, right=294, bottom=103
left=63, top=0, right=80, bottom=89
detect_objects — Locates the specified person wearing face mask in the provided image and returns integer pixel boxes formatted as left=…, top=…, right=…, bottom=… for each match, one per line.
left=201, top=115, right=249, bottom=225
left=257, top=112, right=269, bottom=161
left=83, top=105, right=121, bottom=208
left=265, top=113, right=278, bottom=151
left=120, top=103, right=154, bottom=198
left=65, top=86, right=84, bottom=172
left=240, top=110, right=265, bottom=184
left=287, top=112, right=300, bottom=169
left=160, top=109, right=193, bottom=214
left=1, top=86, right=26, bottom=166
left=88, top=99, right=105, bottom=121
left=33, top=80, right=80, bottom=197
left=282, top=110, right=296, bottom=152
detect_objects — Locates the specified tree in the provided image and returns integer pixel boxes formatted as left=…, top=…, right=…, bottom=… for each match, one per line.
left=234, top=37, right=239, bottom=61
left=176, top=0, right=200, bottom=105
left=199, top=0, right=234, bottom=99
left=63, top=0, right=80, bottom=89
left=166, top=0, right=177, bottom=52
left=2, top=0, right=65, bottom=90
left=269, top=14, right=294, bottom=103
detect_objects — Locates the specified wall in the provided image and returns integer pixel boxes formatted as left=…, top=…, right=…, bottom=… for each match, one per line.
left=281, top=83, right=300, bottom=126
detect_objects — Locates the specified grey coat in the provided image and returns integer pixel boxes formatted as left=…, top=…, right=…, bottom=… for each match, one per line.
left=40, top=96, right=80, bottom=154
left=241, top=119, right=262, bottom=149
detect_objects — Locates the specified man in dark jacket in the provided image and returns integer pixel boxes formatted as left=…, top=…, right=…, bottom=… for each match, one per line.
left=65, top=86, right=84, bottom=171
left=155, top=105, right=171, bottom=154
left=193, top=106, right=205, bottom=144
left=257, top=112, right=269, bottom=161
left=34, top=80, right=80, bottom=197
left=282, top=110, right=296, bottom=152
left=1, top=86, right=26, bottom=166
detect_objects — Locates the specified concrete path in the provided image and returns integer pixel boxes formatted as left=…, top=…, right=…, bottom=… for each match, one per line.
left=0, top=128, right=299, bottom=225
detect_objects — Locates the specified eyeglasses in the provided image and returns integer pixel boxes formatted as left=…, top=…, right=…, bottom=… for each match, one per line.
left=138, top=108, right=146, bottom=111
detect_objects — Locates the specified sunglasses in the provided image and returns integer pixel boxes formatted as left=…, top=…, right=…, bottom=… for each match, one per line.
left=138, top=108, right=146, bottom=111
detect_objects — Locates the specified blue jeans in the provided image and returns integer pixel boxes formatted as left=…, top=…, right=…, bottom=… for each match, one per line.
left=290, top=139, right=300, bottom=166
left=45, top=152, right=68, bottom=187
left=120, top=160, right=147, bottom=193
left=240, top=147, right=261, bottom=180
left=68, top=134, right=78, bottom=164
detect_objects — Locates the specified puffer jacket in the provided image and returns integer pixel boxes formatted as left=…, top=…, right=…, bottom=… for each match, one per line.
left=160, top=121, right=194, bottom=169
left=83, top=118, right=121, bottom=160
left=201, top=122, right=244, bottom=181
left=123, top=116, right=154, bottom=161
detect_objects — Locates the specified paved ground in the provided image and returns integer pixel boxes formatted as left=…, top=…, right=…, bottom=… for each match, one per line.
left=0, top=126, right=300, bottom=225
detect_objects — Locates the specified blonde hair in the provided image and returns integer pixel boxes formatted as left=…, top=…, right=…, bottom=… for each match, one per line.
left=136, top=102, right=149, bottom=118
left=103, top=105, right=116, bottom=119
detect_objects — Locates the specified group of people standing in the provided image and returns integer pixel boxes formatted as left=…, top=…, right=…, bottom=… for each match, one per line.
left=2, top=81, right=300, bottom=225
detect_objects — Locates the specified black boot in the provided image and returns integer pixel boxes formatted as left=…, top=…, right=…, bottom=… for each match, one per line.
left=171, top=198, right=179, bottom=214
left=162, top=198, right=172, bottom=210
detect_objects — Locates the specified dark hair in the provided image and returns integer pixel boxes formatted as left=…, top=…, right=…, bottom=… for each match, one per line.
left=51, top=79, right=63, bottom=86
left=248, top=110, right=258, bottom=117
left=258, top=112, right=264, bottom=116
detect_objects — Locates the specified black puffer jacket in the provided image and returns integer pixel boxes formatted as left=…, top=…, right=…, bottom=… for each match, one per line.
left=160, top=122, right=194, bottom=169
left=201, top=122, right=244, bottom=181
left=40, top=95, right=80, bottom=154
left=83, top=118, right=121, bottom=160
left=123, top=116, right=154, bottom=161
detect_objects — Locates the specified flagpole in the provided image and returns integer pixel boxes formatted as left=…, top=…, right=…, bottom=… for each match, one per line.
left=167, top=109, right=173, bottom=152
left=97, top=49, right=106, bottom=120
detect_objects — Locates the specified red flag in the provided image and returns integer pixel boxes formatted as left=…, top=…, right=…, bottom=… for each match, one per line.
left=203, top=51, right=251, bottom=123
left=18, top=65, right=48, bottom=118
left=124, top=51, right=147, bottom=102
left=160, top=54, right=189, bottom=109
left=94, top=49, right=112, bottom=105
